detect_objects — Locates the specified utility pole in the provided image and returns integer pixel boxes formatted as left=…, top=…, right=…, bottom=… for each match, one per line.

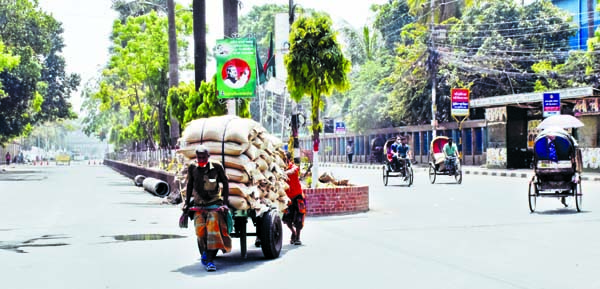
left=223, top=0, right=238, bottom=116
left=289, top=0, right=301, bottom=165
left=430, top=0, right=437, bottom=139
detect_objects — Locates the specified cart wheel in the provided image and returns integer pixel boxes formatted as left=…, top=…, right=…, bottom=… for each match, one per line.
left=407, top=166, right=414, bottom=186
left=528, top=181, right=537, bottom=213
left=455, top=169, right=462, bottom=184
left=428, top=164, right=436, bottom=184
left=575, top=178, right=582, bottom=212
left=382, top=165, right=389, bottom=186
left=234, top=217, right=247, bottom=258
left=259, top=209, right=282, bottom=259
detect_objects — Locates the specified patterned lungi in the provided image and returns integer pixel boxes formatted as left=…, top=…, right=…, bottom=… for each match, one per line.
left=193, top=205, right=232, bottom=254
left=282, top=195, right=306, bottom=229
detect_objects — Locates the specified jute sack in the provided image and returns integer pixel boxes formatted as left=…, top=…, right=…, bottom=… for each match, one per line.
left=245, top=144, right=259, bottom=160
left=228, top=195, right=250, bottom=211
left=180, top=118, right=210, bottom=144
left=226, top=168, right=250, bottom=184
left=229, top=182, right=261, bottom=200
left=266, top=190, right=278, bottom=202
left=255, top=157, right=268, bottom=172
left=201, top=116, right=259, bottom=145
left=208, top=154, right=253, bottom=172
left=178, top=141, right=250, bottom=158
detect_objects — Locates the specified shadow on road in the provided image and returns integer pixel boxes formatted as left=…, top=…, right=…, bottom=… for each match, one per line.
left=533, top=208, right=590, bottom=215
left=173, top=243, right=301, bottom=276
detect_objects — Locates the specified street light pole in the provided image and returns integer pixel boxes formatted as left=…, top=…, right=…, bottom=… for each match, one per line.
left=289, top=0, right=301, bottom=165
left=223, top=0, right=238, bottom=116
left=430, top=0, right=437, bottom=139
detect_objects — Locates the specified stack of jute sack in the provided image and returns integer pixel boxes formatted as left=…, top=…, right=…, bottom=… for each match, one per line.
left=177, top=115, right=290, bottom=215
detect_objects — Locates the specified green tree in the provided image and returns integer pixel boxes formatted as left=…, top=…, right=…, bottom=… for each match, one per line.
left=285, top=13, right=351, bottom=186
left=0, top=40, right=20, bottom=97
left=371, top=0, right=414, bottom=51
left=167, top=76, right=227, bottom=126
left=81, top=9, right=192, bottom=150
left=442, top=0, right=575, bottom=98
left=0, top=0, right=79, bottom=145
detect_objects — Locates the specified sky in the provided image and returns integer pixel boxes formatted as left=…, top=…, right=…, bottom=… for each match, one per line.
left=36, top=0, right=388, bottom=113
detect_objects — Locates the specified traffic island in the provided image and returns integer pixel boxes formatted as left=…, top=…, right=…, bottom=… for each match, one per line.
left=303, top=185, right=369, bottom=216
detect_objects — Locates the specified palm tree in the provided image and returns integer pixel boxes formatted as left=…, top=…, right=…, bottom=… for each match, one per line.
left=193, top=0, right=207, bottom=90
left=285, top=13, right=351, bottom=187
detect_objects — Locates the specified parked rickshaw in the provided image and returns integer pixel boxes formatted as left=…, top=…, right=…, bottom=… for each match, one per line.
left=369, top=136, right=386, bottom=164
left=428, top=136, right=462, bottom=184
left=382, top=138, right=414, bottom=186
left=528, top=129, right=583, bottom=212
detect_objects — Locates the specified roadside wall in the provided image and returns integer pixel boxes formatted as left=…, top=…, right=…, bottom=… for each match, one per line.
left=303, top=186, right=369, bottom=216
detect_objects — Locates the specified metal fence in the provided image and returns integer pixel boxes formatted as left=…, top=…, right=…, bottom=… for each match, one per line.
left=106, top=149, right=182, bottom=172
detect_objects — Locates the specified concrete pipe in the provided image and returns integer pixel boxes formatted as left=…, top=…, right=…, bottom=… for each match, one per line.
left=134, top=175, right=146, bottom=187
left=142, top=177, right=170, bottom=197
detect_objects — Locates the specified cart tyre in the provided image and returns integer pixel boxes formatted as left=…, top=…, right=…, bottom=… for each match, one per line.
left=383, top=165, right=389, bottom=186
left=575, top=178, right=582, bottom=212
left=259, top=209, right=282, bottom=259
left=428, top=164, right=436, bottom=184
left=528, top=181, right=537, bottom=213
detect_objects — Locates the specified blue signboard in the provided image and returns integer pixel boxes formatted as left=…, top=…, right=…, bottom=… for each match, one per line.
left=335, top=121, right=346, bottom=134
left=543, top=93, right=560, bottom=118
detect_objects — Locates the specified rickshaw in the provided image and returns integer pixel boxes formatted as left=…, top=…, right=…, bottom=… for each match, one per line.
left=382, top=138, right=414, bottom=186
left=528, top=129, right=583, bottom=212
left=428, top=136, right=462, bottom=184
left=369, top=136, right=386, bottom=164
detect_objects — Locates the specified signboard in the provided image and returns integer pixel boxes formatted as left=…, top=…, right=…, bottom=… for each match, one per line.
left=573, top=97, right=600, bottom=116
left=543, top=92, right=560, bottom=118
left=215, top=38, right=257, bottom=99
left=451, top=88, right=470, bottom=117
left=335, top=121, right=346, bottom=134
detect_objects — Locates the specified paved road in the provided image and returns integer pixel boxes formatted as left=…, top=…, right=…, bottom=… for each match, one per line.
left=1, top=163, right=599, bottom=289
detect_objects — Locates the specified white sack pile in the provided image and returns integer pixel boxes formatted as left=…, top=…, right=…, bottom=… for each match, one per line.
left=177, top=115, right=290, bottom=215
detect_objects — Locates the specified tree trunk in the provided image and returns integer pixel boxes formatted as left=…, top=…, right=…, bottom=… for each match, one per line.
left=223, top=0, right=238, bottom=115
left=588, top=0, right=594, bottom=47
left=311, top=94, right=320, bottom=188
left=193, top=0, right=207, bottom=91
left=167, top=0, right=180, bottom=146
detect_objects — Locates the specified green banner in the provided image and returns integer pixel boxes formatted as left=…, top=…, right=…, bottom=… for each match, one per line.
left=215, top=38, right=257, bottom=99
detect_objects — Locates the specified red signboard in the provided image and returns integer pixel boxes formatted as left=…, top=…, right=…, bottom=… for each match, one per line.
left=451, top=88, right=470, bottom=117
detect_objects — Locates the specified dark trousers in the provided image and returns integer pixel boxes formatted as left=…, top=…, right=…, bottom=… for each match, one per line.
left=347, top=154, right=353, bottom=164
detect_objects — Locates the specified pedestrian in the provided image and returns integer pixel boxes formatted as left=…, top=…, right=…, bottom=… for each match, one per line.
left=282, top=151, right=306, bottom=245
left=346, top=140, right=354, bottom=164
left=183, top=145, right=232, bottom=272
left=5, top=152, right=10, bottom=166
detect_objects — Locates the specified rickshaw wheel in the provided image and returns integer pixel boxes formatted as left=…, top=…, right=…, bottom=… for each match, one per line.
left=575, top=178, right=583, bottom=212
left=528, top=181, right=537, bottom=213
left=428, top=164, right=436, bottom=184
left=259, top=209, right=282, bottom=259
left=407, top=166, right=414, bottom=186
left=455, top=169, right=462, bottom=184
left=382, top=165, right=389, bottom=186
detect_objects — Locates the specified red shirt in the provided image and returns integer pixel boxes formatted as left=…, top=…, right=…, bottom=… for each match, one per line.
left=285, top=161, right=303, bottom=199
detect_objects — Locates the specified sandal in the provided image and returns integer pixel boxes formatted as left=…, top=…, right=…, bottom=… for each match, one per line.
left=201, top=252, right=207, bottom=266
left=205, top=262, right=217, bottom=272
left=294, top=240, right=302, bottom=245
